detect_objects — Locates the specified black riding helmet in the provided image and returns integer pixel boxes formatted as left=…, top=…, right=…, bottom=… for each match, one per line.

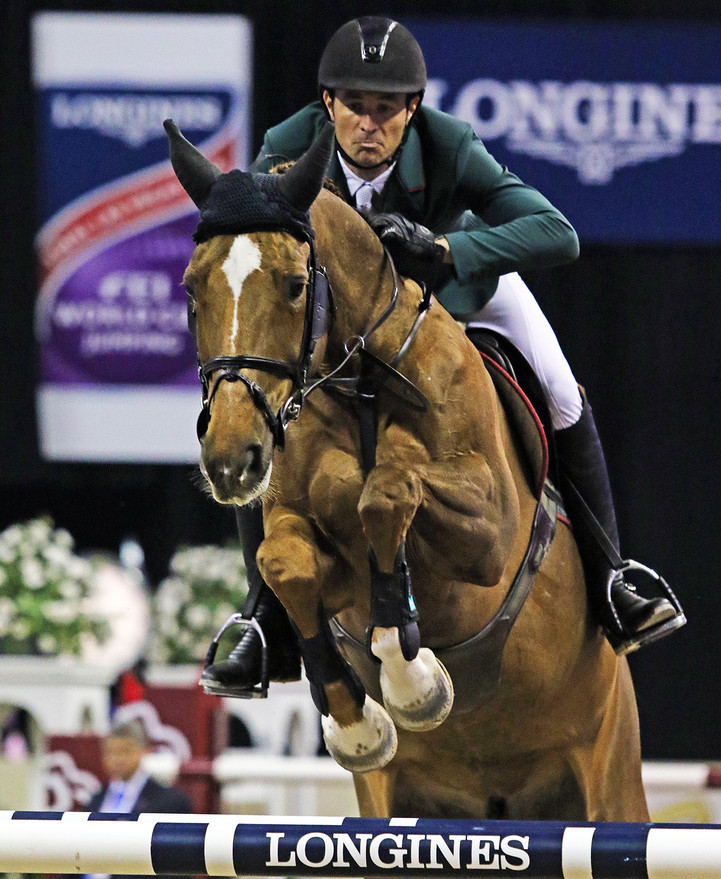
left=318, top=17, right=427, bottom=99
left=319, top=17, right=426, bottom=170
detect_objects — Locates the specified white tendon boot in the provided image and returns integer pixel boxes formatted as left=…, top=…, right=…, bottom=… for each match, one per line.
left=371, top=627, right=454, bottom=732
left=321, top=695, right=398, bottom=773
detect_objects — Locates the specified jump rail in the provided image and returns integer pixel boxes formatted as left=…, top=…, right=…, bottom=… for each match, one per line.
left=1, top=811, right=721, bottom=878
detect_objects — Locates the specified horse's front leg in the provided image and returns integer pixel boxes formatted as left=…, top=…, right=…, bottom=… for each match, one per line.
left=257, top=509, right=397, bottom=772
left=358, top=466, right=454, bottom=731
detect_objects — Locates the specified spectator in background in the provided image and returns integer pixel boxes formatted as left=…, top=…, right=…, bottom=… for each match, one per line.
left=88, top=718, right=193, bottom=814
left=84, top=719, right=193, bottom=879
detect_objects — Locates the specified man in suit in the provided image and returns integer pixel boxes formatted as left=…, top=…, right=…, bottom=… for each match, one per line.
left=85, top=719, right=193, bottom=879
left=88, top=719, right=193, bottom=815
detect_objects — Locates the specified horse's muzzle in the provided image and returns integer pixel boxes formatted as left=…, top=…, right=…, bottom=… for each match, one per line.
left=201, top=441, right=272, bottom=505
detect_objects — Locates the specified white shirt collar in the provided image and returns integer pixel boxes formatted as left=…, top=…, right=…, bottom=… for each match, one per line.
left=337, top=153, right=396, bottom=208
left=103, top=767, right=149, bottom=812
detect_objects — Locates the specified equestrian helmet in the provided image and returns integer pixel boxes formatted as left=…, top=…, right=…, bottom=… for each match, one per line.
left=318, top=17, right=427, bottom=97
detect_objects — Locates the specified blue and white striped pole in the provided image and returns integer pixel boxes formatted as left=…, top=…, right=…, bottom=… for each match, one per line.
left=1, top=811, right=721, bottom=878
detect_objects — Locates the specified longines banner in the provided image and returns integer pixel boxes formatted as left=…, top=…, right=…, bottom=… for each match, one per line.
left=408, top=19, right=720, bottom=245
left=32, top=12, right=252, bottom=462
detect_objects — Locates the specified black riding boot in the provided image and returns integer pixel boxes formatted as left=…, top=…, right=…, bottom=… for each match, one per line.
left=554, top=393, right=684, bottom=655
left=200, top=506, right=301, bottom=696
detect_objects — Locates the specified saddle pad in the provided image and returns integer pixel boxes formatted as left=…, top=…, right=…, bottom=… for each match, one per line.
left=480, top=353, right=549, bottom=500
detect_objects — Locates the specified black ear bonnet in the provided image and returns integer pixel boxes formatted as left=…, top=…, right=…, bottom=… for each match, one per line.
left=164, top=118, right=336, bottom=247
left=193, top=171, right=314, bottom=245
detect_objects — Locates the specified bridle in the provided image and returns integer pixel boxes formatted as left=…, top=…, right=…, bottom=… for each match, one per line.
left=191, top=230, right=431, bottom=452
left=192, top=238, right=331, bottom=449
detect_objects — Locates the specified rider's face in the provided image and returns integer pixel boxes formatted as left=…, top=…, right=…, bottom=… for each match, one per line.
left=323, top=89, right=419, bottom=180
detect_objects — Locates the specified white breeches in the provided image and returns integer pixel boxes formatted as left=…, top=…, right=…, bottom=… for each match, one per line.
left=465, top=272, right=583, bottom=430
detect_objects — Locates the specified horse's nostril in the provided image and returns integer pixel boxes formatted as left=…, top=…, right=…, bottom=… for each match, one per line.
left=241, top=443, right=264, bottom=482
left=206, top=461, right=237, bottom=493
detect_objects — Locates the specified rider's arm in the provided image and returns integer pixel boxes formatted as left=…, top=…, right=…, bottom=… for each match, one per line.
left=443, top=131, right=579, bottom=284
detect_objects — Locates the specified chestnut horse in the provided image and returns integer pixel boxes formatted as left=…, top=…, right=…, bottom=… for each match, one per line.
left=166, top=120, right=649, bottom=821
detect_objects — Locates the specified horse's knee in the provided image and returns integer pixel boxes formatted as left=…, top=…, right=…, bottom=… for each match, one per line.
left=258, top=538, right=316, bottom=583
left=359, top=469, right=423, bottom=520
left=358, top=469, right=423, bottom=568
left=257, top=536, right=325, bottom=633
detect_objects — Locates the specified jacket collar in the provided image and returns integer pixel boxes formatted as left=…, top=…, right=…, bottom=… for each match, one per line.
left=327, top=122, right=425, bottom=215
left=395, top=123, right=425, bottom=195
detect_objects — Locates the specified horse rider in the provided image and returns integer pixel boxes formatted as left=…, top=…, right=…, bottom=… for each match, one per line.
left=200, top=16, right=685, bottom=697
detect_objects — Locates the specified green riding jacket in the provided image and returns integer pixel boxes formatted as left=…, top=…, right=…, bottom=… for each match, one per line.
left=250, top=102, right=579, bottom=314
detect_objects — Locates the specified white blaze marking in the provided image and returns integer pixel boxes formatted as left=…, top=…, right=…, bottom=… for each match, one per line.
left=221, top=235, right=262, bottom=347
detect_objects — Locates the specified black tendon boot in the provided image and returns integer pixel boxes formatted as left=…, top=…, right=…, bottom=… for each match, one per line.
left=200, top=506, right=301, bottom=697
left=554, top=393, right=685, bottom=655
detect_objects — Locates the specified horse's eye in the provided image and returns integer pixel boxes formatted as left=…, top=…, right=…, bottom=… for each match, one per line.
left=285, top=275, right=306, bottom=301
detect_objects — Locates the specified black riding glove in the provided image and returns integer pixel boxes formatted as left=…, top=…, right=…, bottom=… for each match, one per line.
left=361, top=210, right=447, bottom=285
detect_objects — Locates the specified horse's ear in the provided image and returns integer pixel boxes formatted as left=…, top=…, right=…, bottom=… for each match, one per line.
left=277, top=122, right=335, bottom=212
left=164, top=118, right=222, bottom=208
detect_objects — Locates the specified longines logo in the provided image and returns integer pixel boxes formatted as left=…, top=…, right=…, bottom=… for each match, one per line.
left=427, top=78, right=721, bottom=184
left=50, top=92, right=223, bottom=148
left=266, top=830, right=531, bottom=871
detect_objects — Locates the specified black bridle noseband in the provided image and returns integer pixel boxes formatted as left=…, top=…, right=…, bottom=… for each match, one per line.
left=192, top=239, right=331, bottom=449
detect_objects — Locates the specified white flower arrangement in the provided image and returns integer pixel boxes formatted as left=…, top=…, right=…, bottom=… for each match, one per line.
left=0, top=517, right=110, bottom=656
left=150, top=544, right=248, bottom=665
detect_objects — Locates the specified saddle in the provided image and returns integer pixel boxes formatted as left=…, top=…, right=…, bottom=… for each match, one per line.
left=464, top=327, right=561, bottom=498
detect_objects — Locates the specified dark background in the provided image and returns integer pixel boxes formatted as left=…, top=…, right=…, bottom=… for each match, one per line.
left=1, top=0, right=719, bottom=760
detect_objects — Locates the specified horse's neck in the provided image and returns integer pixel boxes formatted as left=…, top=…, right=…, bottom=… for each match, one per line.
left=311, top=193, right=422, bottom=358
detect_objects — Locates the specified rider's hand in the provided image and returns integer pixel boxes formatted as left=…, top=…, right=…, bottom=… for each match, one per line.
left=360, top=210, right=447, bottom=281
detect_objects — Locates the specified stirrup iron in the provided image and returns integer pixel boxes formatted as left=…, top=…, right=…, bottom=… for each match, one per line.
left=200, top=613, right=270, bottom=699
left=608, top=559, right=687, bottom=656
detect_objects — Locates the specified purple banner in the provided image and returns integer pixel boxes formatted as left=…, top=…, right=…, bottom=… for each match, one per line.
left=32, top=13, right=252, bottom=461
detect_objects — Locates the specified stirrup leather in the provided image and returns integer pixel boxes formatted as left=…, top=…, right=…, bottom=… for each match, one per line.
left=200, top=613, right=270, bottom=699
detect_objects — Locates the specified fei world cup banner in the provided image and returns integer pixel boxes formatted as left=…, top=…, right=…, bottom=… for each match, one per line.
left=408, top=19, right=721, bottom=245
left=32, top=13, right=252, bottom=462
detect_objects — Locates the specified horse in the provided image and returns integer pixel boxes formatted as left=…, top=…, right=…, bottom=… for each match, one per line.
left=165, top=119, right=649, bottom=822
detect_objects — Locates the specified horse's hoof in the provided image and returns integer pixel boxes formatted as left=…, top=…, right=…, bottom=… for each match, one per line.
left=321, top=696, right=397, bottom=773
left=380, top=648, right=454, bottom=732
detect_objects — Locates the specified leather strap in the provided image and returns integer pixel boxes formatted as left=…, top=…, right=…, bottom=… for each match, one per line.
left=330, top=481, right=559, bottom=714
left=562, top=477, right=624, bottom=570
